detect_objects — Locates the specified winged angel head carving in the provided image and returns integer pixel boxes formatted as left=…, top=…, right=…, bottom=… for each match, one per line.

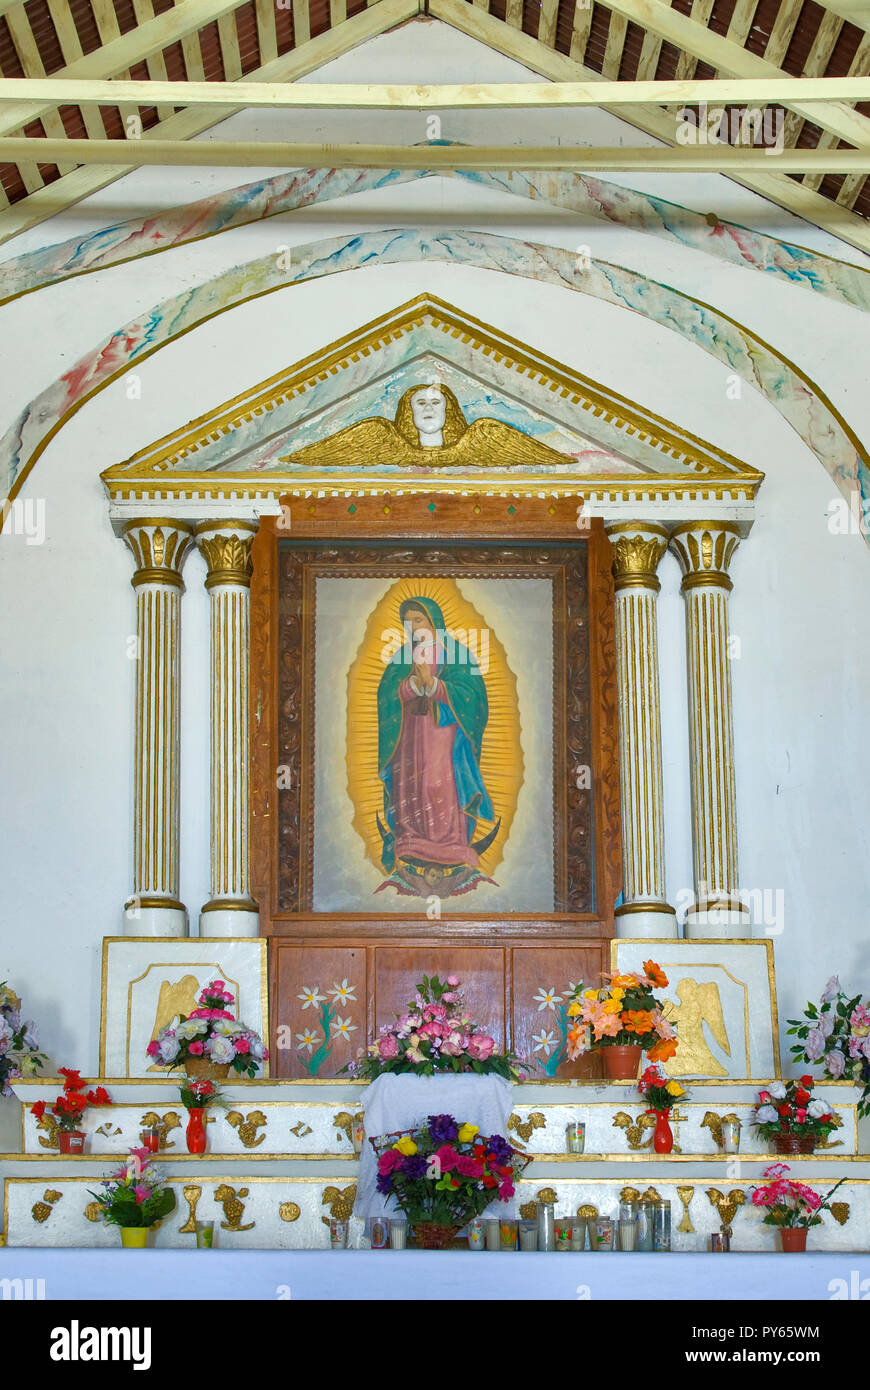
left=281, top=382, right=571, bottom=470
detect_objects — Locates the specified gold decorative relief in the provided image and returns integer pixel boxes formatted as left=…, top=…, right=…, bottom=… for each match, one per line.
left=321, top=1185, right=357, bottom=1223
left=333, top=1111, right=354, bottom=1144
left=32, top=1189, right=63, bottom=1223
left=676, top=1186, right=696, bottom=1233
left=178, top=1185, right=202, bottom=1234
left=576, top=1204, right=598, bottom=1221
left=214, top=1184, right=255, bottom=1232
left=536, top=1187, right=558, bottom=1207
left=701, top=1111, right=725, bottom=1148
left=140, top=1111, right=182, bottom=1150
left=226, top=1110, right=267, bottom=1148
left=289, top=1120, right=313, bottom=1140
left=195, top=525, right=256, bottom=589
left=619, top=1186, right=642, bottom=1204
left=35, top=1113, right=60, bottom=1151
left=669, top=1106, right=687, bottom=1154
left=663, top=981, right=730, bottom=1077
left=612, top=1111, right=655, bottom=1150
left=706, top=1187, right=746, bottom=1236
left=507, top=1112, right=546, bottom=1145
left=608, top=529, right=668, bottom=592
left=817, top=1114, right=845, bottom=1150
left=95, top=1123, right=122, bottom=1138
left=84, top=1201, right=102, bottom=1224
left=830, top=1202, right=851, bottom=1227
left=519, top=1201, right=538, bottom=1221
left=279, top=1202, right=301, bottom=1223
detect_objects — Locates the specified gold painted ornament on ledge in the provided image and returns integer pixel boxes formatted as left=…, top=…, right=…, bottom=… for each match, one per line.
left=226, top=1109, right=267, bottom=1148
left=612, top=1111, right=655, bottom=1150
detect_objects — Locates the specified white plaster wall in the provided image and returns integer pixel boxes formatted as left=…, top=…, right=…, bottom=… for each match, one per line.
left=1, top=23, right=870, bottom=1073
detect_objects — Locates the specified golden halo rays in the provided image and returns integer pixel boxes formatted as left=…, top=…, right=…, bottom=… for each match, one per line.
left=345, top=576, right=523, bottom=879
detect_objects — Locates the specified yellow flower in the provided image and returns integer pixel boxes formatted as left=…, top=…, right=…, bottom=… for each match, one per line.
left=583, top=989, right=599, bottom=1001
left=601, top=996, right=623, bottom=1015
left=457, top=1123, right=479, bottom=1143
left=394, top=1137, right=417, bottom=1155
left=566, top=1001, right=581, bottom=1017
left=665, top=1081, right=684, bottom=1097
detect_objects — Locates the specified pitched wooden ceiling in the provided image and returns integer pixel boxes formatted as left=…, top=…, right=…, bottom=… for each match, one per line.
left=0, top=0, right=868, bottom=250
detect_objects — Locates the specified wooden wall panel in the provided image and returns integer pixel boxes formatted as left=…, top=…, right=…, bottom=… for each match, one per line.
left=373, top=946, right=507, bottom=1052
left=272, top=943, right=366, bottom=1079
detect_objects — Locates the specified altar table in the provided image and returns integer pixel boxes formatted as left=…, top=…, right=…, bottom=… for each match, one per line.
left=4, top=1250, right=868, bottom=1301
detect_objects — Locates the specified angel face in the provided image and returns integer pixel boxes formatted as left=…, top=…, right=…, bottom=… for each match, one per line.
left=410, top=386, right=446, bottom=447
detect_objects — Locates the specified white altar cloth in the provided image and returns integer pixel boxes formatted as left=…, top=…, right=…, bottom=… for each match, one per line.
left=4, top=1249, right=867, bottom=1301
left=355, top=1073, right=514, bottom=1220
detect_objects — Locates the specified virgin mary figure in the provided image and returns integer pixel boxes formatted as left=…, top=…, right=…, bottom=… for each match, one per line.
left=376, top=595, right=496, bottom=893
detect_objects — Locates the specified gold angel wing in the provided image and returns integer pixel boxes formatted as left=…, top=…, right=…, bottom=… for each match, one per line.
left=695, top=981, right=731, bottom=1056
left=454, top=418, right=571, bottom=468
left=280, top=417, right=416, bottom=469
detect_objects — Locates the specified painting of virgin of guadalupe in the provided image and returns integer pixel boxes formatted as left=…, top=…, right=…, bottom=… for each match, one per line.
left=375, top=595, right=501, bottom=899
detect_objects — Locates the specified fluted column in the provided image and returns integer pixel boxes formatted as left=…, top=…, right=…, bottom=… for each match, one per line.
left=670, top=522, right=749, bottom=937
left=123, top=519, right=193, bottom=937
left=195, top=521, right=259, bottom=938
left=607, top=523, right=677, bottom=938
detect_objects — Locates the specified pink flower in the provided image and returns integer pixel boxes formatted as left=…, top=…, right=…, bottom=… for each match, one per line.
left=758, top=1090, right=771, bottom=1103
left=378, top=1034, right=399, bottom=1059
left=455, top=1155, right=483, bottom=1178
left=467, top=1034, right=495, bottom=1061
left=436, top=1145, right=459, bottom=1171
left=425, top=1004, right=448, bottom=1022
left=134, top=1184, right=150, bottom=1204
left=210, top=981, right=226, bottom=992
left=442, top=992, right=458, bottom=1003
left=234, top=1037, right=250, bottom=1054
left=146, top=1040, right=160, bottom=1057
left=498, top=1181, right=515, bottom=1201
left=447, top=975, right=460, bottom=987
left=188, top=1041, right=204, bottom=1055
left=796, top=1108, right=807, bottom=1123
left=420, top=1021, right=445, bottom=1039
left=377, top=1149, right=403, bottom=1175
left=441, top=1032, right=464, bottom=1056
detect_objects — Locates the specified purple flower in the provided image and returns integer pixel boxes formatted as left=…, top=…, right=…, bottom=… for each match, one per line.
left=826, top=1048, right=846, bottom=1078
left=427, top=1114, right=459, bottom=1146
left=401, top=1154, right=428, bottom=1179
left=376, top=1173, right=394, bottom=1196
left=805, top=1028, right=825, bottom=1061
left=484, top=1133, right=513, bottom=1164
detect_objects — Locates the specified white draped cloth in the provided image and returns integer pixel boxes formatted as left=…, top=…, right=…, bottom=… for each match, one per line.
left=354, top=1072, right=515, bottom=1221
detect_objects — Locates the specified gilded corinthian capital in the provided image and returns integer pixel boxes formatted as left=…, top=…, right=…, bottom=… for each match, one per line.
left=123, top=518, right=193, bottom=589
left=194, top=521, right=257, bottom=589
left=606, top=523, right=669, bottom=592
left=669, top=522, right=741, bottom=592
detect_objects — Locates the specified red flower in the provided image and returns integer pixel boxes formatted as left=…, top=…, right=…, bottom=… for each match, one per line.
left=799, top=1075, right=814, bottom=1090
left=86, top=1087, right=112, bottom=1107
left=31, top=1101, right=46, bottom=1120
left=58, top=1067, right=87, bottom=1092
left=497, top=1165, right=513, bottom=1178
left=777, top=1104, right=792, bottom=1117
left=482, top=1175, right=498, bottom=1189
left=795, top=1089, right=811, bottom=1106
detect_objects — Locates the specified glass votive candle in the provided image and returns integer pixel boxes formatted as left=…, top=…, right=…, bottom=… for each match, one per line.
left=329, top=1218, right=349, bottom=1249
left=519, top=1221, right=538, bottom=1251
left=554, top=1219, right=573, bottom=1251
left=467, top=1219, right=486, bottom=1250
left=389, top=1220, right=407, bottom=1250
left=370, top=1217, right=390, bottom=1250
left=140, top=1126, right=161, bottom=1154
left=711, top=1233, right=731, bottom=1252
left=352, top=1118, right=365, bottom=1155
left=618, top=1219, right=638, bottom=1252
left=594, top=1217, right=614, bottom=1251
left=499, top=1219, right=518, bottom=1250
left=485, top=1220, right=501, bottom=1251
left=194, top=1221, right=215, bottom=1249
left=571, top=1218, right=587, bottom=1251
left=565, top=1122, right=585, bottom=1155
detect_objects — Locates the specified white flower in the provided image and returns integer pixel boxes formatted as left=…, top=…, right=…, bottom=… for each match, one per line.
left=296, top=1030, right=320, bottom=1054
left=206, top=1035, right=235, bottom=1063
left=176, top=1019, right=208, bottom=1041
left=211, top=1019, right=244, bottom=1036
left=298, top=986, right=326, bottom=1011
left=532, top=1030, right=557, bottom=1057
left=755, top=1104, right=779, bottom=1124
left=766, top=1080, right=787, bottom=1100
left=329, top=979, right=357, bottom=1005
left=566, top=981, right=583, bottom=999
left=0, top=1019, right=12, bottom=1046
left=249, top=1037, right=267, bottom=1060
left=158, top=1036, right=180, bottom=1063
left=534, top=987, right=563, bottom=1013
left=333, top=1015, right=357, bottom=1043
left=807, top=1099, right=831, bottom=1119
left=22, top=1021, right=39, bottom=1049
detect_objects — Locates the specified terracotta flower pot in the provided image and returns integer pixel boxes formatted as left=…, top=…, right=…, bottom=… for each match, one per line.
left=120, top=1227, right=149, bottom=1249
left=184, top=1058, right=230, bottom=1081
left=773, top=1134, right=816, bottom=1156
left=412, top=1223, right=462, bottom=1249
left=779, top=1227, right=808, bottom=1252
left=58, top=1130, right=85, bottom=1154
left=601, top=1045, right=643, bottom=1080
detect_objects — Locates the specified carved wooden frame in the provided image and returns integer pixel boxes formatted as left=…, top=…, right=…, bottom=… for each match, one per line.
left=249, top=496, right=620, bottom=939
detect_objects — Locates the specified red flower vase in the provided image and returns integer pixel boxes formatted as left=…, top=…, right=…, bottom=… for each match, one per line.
left=653, top=1110, right=674, bottom=1154
left=185, top=1108, right=207, bottom=1155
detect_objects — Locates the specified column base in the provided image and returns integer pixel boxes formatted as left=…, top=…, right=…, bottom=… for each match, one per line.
left=199, top=900, right=260, bottom=938
left=684, top=896, right=751, bottom=938
left=124, top=901, right=188, bottom=937
left=614, top=902, right=678, bottom=938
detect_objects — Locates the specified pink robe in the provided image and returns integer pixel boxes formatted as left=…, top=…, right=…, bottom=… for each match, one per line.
left=390, top=677, right=480, bottom=868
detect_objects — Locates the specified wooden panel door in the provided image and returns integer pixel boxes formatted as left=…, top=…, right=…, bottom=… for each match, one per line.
left=511, top=945, right=607, bottom=1080
left=273, top=945, right=366, bottom=1079
left=373, top=948, right=507, bottom=1053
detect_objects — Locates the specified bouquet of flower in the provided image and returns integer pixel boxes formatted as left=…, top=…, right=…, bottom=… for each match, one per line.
left=146, top=980, right=268, bottom=1078
left=0, top=982, right=48, bottom=1097
left=638, top=1063, right=687, bottom=1112
left=179, top=1077, right=223, bottom=1110
left=750, top=1163, right=848, bottom=1229
left=347, top=973, right=529, bottom=1081
left=752, top=1076, right=840, bottom=1141
left=566, top=961, right=677, bottom=1063
left=372, top=1114, right=531, bottom=1228
left=89, top=1147, right=176, bottom=1229
left=787, top=976, right=870, bottom=1117
left=31, top=1068, right=111, bottom=1133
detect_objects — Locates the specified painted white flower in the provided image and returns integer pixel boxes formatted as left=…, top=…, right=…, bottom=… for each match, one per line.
left=755, top=1104, right=779, bottom=1124
left=333, top=1015, right=357, bottom=1043
left=566, top=981, right=583, bottom=998
left=807, top=1098, right=832, bottom=1119
left=766, top=1080, right=787, bottom=1100
left=298, top=986, right=327, bottom=1011
left=329, top=979, right=357, bottom=1005
left=534, top=987, right=563, bottom=1013
left=206, top=1034, right=235, bottom=1064
left=296, top=1030, right=320, bottom=1054
left=532, top=1030, right=558, bottom=1057
left=175, top=1019, right=208, bottom=1041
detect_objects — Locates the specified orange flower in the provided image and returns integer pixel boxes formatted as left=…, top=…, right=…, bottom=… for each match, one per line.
left=608, top=973, right=644, bottom=990
left=647, top=1037, right=678, bottom=1064
left=643, top=960, right=668, bottom=989
left=623, top=1010, right=654, bottom=1034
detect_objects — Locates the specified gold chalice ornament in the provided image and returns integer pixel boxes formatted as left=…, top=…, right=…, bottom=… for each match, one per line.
left=676, top=1186, right=696, bottom=1233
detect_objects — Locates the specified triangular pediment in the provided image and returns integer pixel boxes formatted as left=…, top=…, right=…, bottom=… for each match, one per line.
left=102, top=294, right=762, bottom=507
